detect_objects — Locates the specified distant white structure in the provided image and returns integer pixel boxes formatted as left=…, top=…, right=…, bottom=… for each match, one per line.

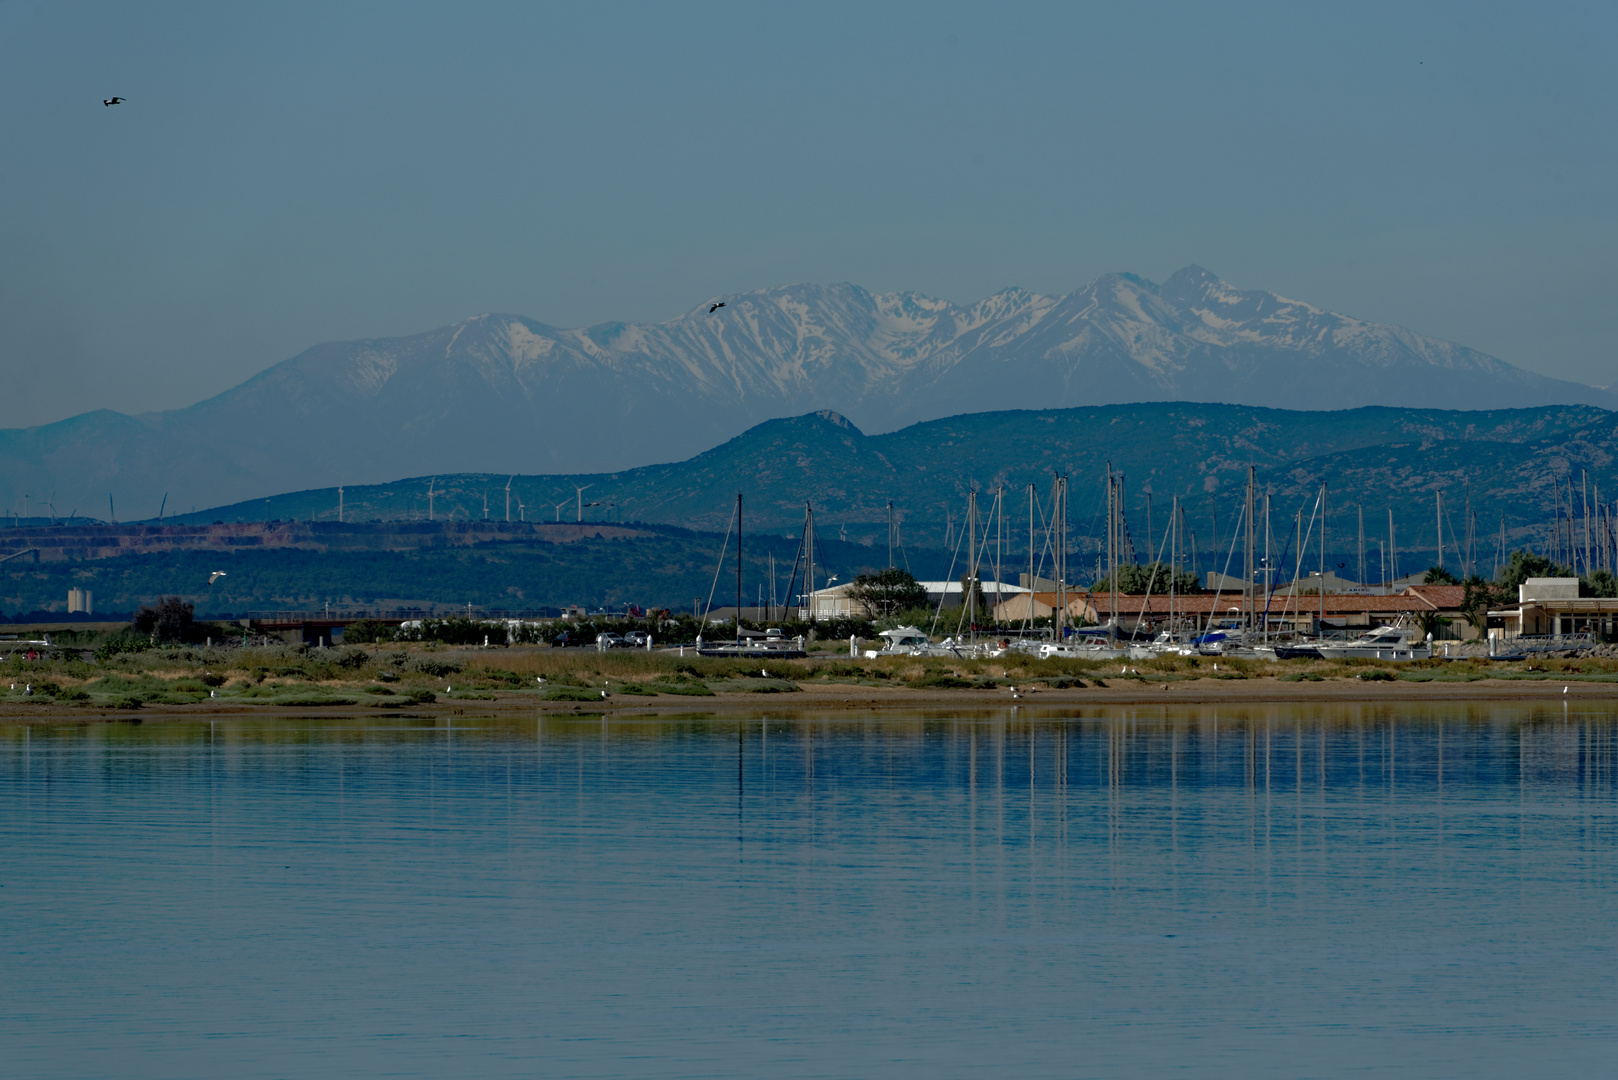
left=801, top=580, right=1027, bottom=619
left=67, top=588, right=93, bottom=615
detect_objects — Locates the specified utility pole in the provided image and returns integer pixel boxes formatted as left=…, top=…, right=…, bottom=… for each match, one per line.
left=339, top=487, right=344, bottom=524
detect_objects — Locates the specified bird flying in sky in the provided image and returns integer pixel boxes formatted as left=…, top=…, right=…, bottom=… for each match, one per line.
left=709, top=301, right=725, bottom=313
left=208, top=571, right=227, bottom=584
left=103, top=97, right=125, bottom=106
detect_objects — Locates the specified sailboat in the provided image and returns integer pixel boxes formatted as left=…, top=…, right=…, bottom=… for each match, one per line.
left=696, top=492, right=808, bottom=659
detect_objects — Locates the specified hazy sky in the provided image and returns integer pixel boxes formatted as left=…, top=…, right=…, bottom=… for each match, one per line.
left=2, top=1, right=1615, bottom=428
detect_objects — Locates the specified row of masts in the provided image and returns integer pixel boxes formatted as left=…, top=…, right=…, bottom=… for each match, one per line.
left=724, top=465, right=1617, bottom=639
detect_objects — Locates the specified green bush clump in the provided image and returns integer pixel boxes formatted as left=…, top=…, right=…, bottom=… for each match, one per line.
left=95, top=636, right=150, bottom=662
left=1358, top=670, right=1396, bottom=681
left=647, top=682, right=715, bottom=696
left=327, top=647, right=371, bottom=670
left=613, top=684, right=658, bottom=696
left=343, top=620, right=394, bottom=644
left=403, top=689, right=436, bottom=704
left=408, top=658, right=463, bottom=678
left=909, top=674, right=977, bottom=689
left=545, top=686, right=606, bottom=702
left=475, top=668, right=526, bottom=687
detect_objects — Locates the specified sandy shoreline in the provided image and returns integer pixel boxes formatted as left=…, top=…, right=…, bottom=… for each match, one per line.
left=0, top=675, right=1613, bottom=724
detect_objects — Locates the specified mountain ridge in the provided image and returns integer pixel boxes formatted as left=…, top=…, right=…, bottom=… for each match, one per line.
left=2, top=267, right=1609, bottom=517
left=171, top=400, right=1618, bottom=570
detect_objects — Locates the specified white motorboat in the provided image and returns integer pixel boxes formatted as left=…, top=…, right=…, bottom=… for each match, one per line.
left=1314, top=624, right=1431, bottom=661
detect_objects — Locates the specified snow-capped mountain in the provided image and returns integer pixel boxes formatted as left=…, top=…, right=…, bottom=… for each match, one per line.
left=0, top=267, right=1608, bottom=516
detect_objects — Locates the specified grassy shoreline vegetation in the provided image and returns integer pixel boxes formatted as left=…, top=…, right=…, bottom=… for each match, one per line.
left=0, top=639, right=1614, bottom=717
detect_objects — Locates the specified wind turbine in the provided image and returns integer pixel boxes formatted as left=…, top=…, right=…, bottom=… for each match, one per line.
left=554, top=501, right=570, bottom=523
left=506, top=476, right=515, bottom=523
left=427, top=478, right=437, bottom=521
left=575, top=484, right=593, bottom=523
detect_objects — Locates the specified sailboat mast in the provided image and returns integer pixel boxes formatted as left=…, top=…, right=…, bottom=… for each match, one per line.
left=995, top=487, right=1003, bottom=630
left=1357, top=504, right=1366, bottom=590
left=1436, top=490, right=1444, bottom=575
left=1170, top=494, right=1178, bottom=637
left=1245, top=466, right=1255, bottom=636
left=1263, top=490, right=1271, bottom=645
left=967, top=489, right=978, bottom=634
left=805, top=502, right=815, bottom=625
left=1319, top=483, right=1327, bottom=631
left=888, top=500, right=894, bottom=570
left=1388, top=507, right=1396, bottom=589
left=1027, top=483, right=1035, bottom=634
left=736, top=492, right=743, bottom=645
left=1584, top=470, right=1591, bottom=574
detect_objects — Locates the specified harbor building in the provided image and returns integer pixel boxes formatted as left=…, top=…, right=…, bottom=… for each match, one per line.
left=1488, top=577, right=1618, bottom=639
left=803, top=580, right=1027, bottom=619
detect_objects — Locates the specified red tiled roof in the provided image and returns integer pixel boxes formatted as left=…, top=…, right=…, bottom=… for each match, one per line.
left=1027, top=592, right=1440, bottom=614
left=1402, top=584, right=1467, bottom=610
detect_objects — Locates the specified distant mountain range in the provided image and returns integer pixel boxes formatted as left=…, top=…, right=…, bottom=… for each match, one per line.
left=1, top=266, right=1611, bottom=518
left=177, top=401, right=1618, bottom=576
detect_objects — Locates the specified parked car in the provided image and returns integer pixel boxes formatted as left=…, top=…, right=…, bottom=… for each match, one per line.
left=623, top=630, right=651, bottom=647
left=550, top=631, right=578, bottom=648
left=596, top=633, right=626, bottom=649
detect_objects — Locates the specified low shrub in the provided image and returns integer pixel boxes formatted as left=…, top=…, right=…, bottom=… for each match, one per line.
left=647, top=682, right=715, bottom=696
left=1358, top=670, right=1396, bottom=682
left=343, top=620, right=394, bottom=644
left=408, top=658, right=463, bottom=678
left=545, top=686, right=605, bottom=702
left=613, top=684, right=658, bottom=696
left=908, top=674, right=977, bottom=689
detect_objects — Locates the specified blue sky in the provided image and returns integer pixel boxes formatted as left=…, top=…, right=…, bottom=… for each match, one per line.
left=1, top=0, right=1614, bottom=427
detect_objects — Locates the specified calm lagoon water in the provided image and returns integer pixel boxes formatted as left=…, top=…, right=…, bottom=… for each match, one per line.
left=2, top=703, right=1616, bottom=1079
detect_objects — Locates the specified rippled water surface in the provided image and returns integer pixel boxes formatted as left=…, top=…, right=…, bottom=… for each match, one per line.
left=3, top=704, right=1616, bottom=1078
